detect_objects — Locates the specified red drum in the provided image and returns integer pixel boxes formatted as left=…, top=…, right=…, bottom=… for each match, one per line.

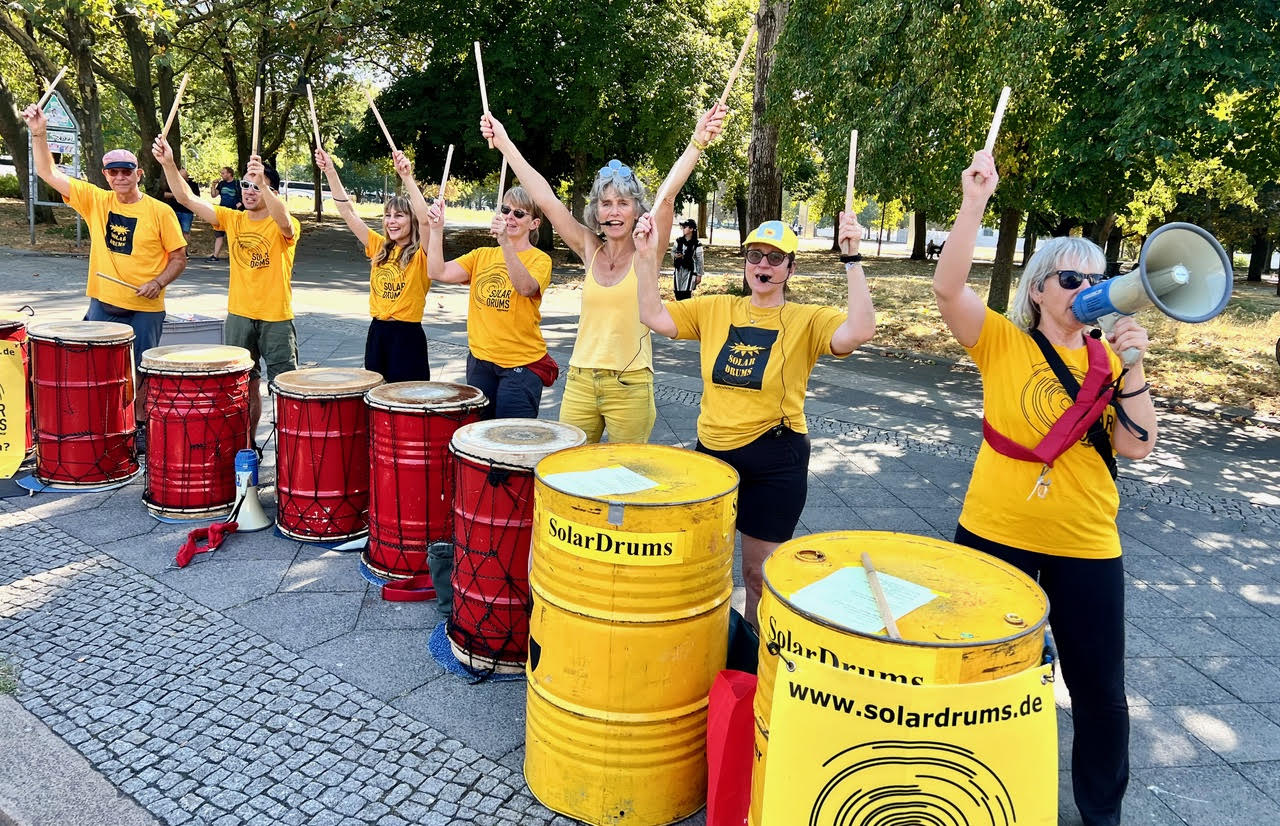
left=448, top=419, right=586, bottom=673
left=273, top=367, right=384, bottom=541
left=140, top=344, right=252, bottom=519
left=364, top=382, right=488, bottom=579
left=29, top=321, right=137, bottom=486
left=0, top=316, right=33, bottom=458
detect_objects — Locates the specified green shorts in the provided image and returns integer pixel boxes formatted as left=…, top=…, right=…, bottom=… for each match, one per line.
left=224, top=313, right=298, bottom=382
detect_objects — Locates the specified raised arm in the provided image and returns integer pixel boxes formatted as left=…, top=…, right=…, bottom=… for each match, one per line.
left=932, top=150, right=997, bottom=348
left=830, top=211, right=876, bottom=355
left=19, top=105, right=71, bottom=198
left=247, top=155, right=294, bottom=238
left=652, top=104, right=726, bottom=243
left=423, top=199, right=471, bottom=284
left=315, top=148, right=370, bottom=247
left=481, top=114, right=595, bottom=262
left=633, top=212, right=679, bottom=338
left=152, top=136, right=217, bottom=226
left=393, top=150, right=432, bottom=240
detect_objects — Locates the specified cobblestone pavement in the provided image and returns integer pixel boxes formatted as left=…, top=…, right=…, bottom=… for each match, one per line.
left=2, top=227, right=1279, bottom=825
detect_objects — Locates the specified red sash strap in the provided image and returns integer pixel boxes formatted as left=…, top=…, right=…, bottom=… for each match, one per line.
left=983, top=334, right=1116, bottom=468
left=381, top=574, right=437, bottom=602
left=175, top=521, right=239, bottom=568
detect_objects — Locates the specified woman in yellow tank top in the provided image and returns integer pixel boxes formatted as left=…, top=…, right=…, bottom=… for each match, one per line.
left=480, top=105, right=725, bottom=443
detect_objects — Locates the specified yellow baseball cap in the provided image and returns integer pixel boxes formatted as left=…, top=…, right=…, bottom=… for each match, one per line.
left=742, top=220, right=798, bottom=254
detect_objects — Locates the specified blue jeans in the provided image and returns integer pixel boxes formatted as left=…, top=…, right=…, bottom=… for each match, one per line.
left=466, top=353, right=544, bottom=419
left=84, top=297, right=165, bottom=369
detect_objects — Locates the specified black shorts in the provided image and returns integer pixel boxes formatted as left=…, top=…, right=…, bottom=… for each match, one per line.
left=365, top=319, right=430, bottom=383
left=697, top=427, right=810, bottom=543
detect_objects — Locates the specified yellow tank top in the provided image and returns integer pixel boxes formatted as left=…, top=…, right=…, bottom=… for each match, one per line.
left=568, top=250, right=653, bottom=371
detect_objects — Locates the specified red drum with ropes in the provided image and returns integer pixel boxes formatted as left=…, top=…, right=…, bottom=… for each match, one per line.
left=140, top=344, right=252, bottom=519
left=364, top=382, right=488, bottom=579
left=0, top=316, right=33, bottom=458
left=29, top=321, right=137, bottom=485
left=448, top=419, right=587, bottom=673
left=273, top=367, right=384, bottom=541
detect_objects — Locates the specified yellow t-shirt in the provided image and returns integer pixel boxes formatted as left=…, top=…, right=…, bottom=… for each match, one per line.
left=667, top=295, right=847, bottom=450
left=456, top=245, right=553, bottom=367
left=959, top=308, right=1124, bottom=558
left=364, top=231, right=430, bottom=322
left=216, top=206, right=300, bottom=322
left=568, top=257, right=653, bottom=371
left=65, top=177, right=186, bottom=312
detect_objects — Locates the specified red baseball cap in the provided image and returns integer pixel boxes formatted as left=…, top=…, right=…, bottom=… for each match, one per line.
left=102, top=149, right=138, bottom=170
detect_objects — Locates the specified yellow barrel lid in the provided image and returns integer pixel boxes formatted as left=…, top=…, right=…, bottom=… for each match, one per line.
left=536, top=443, right=739, bottom=506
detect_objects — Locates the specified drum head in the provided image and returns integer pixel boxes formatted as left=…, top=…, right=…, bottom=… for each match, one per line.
left=140, top=344, right=253, bottom=373
left=275, top=367, right=383, bottom=397
left=366, top=381, right=487, bottom=412
left=451, top=419, right=587, bottom=470
left=28, top=320, right=133, bottom=343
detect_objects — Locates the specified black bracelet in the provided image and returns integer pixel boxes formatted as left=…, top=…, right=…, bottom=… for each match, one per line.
left=840, top=254, right=863, bottom=264
left=1118, top=382, right=1150, bottom=398
left=331, top=197, right=349, bottom=202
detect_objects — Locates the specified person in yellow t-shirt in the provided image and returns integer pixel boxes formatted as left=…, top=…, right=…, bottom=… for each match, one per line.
left=933, top=149, right=1158, bottom=826
left=22, top=105, right=187, bottom=372
left=480, top=104, right=725, bottom=442
left=316, top=147, right=433, bottom=383
left=153, top=136, right=299, bottom=440
left=425, top=187, right=554, bottom=418
left=635, top=216, right=876, bottom=629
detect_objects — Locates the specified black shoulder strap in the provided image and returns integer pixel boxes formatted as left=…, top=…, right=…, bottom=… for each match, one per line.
left=1029, top=330, right=1118, bottom=480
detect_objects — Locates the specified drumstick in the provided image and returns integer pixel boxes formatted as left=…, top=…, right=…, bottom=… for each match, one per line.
left=438, top=144, right=454, bottom=203
left=496, top=157, right=508, bottom=207
left=843, top=128, right=858, bottom=215
left=36, top=66, right=67, bottom=109
left=96, top=271, right=135, bottom=290
left=475, top=41, right=494, bottom=149
left=717, top=25, right=756, bottom=109
left=251, top=85, right=261, bottom=156
left=306, top=82, right=323, bottom=150
left=983, top=86, right=1011, bottom=153
left=161, top=73, right=189, bottom=140
left=861, top=552, right=902, bottom=640
left=366, top=90, right=399, bottom=154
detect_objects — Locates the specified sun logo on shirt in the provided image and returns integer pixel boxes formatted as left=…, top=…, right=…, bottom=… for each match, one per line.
left=730, top=343, right=766, bottom=356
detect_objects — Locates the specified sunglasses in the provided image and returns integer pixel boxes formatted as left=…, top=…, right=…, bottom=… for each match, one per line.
left=103, top=168, right=136, bottom=177
left=745, top=249, right=789, bottom=267
left=1053, top=270, right=1106, bottom=290
left=240, top=180, right=259, bottom=191
left=597, top=159, right=636, bottom=183
left=499, top=205, right=530, bottom=219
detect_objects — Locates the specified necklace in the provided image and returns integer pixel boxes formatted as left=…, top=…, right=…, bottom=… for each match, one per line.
left=747, top=302, right=783, bottom=325
left=600, top=244, right=631, bottom=273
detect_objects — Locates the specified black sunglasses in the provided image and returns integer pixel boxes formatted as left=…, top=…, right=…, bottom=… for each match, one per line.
left=1053, top=270, right=1106, bottom=290
left=746, top=249, right=789, bottom=267
left=499, top=205, right=530, bottom=219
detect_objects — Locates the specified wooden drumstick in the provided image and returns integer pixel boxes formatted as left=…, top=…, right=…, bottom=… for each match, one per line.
left=161, top=73, right=189, bottom=140
left=718, top=26, right=755, bottom=109
left=306, top=82, right=323, bottom=150
left=251, top=85, right=261, bottom=156
left=36, top=66, right=67, bottom=109
left=496, top=157, right=508, bottom=207
left=366, top=90, right=399, bottom=155
left=984, top=86, right=1011, bottom=153
left=861, top=552, right=902, bottom=640
left=438, top=144, right=454, bottom=203
left=96, top=271, right=135, bottom=290
left=843, top=128, right=858, bottom=215
left=475, top=41, right=494, bottom=149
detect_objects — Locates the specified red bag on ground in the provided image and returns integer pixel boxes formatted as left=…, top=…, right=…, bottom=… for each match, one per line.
left=706, top=670, right=757, bottom=826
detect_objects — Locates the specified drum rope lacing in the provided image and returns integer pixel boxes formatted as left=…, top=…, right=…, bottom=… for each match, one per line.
left=274, top=394, right=368, bottom=538
left=35, top=337, right=138, bottom=483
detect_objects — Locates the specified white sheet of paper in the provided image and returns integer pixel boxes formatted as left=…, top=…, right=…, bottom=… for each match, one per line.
left=789, top=566, right=937, bottom=635
left=541, top=465, right=659, bottom=497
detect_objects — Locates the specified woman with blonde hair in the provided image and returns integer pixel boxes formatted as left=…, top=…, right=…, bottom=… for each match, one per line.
left=315, top=147, right=435, bottom=382
left=480, top=104, right=725, bottom=442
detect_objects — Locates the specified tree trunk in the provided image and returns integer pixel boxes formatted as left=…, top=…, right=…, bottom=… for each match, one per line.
left=746, top=0, right=787, bottom=229
left=1022, top=219, right=1038, bottom=266
left=0, top=74, right=54, bottom=223
left=697, top=198, right=708, bottom=236
left=987, top=207, right=1022, bottom=313
left=62, top=12, right=106, bottom=188
left=735, top=190, right=749, bottom=293
left=1104, top=227, right=1122, bottom=272
left=1248, top=227, right=1266, bottom=282
left=910, top=211, right=927, bottom=260
left=115, top=7, right=164, bottom=193
left=1050, top=218, right=1075, bottom=237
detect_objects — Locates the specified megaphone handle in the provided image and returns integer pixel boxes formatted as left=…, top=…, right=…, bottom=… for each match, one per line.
left=1097, top=313, right=1141, bottom=366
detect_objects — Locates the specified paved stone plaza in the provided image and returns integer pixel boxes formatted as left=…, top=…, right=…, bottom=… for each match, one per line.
left=1, top=226, right=1278, bottom=825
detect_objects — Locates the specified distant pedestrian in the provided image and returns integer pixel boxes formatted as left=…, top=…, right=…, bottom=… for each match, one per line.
left=672, top=219, right=702, bottom=300
left=209, top=166, right=242, bottom=261
left=162, top=167, right=199, bottom=244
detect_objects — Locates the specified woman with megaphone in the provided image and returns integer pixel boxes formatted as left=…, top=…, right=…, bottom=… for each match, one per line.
left=932, top=148, right=1157, bottom=826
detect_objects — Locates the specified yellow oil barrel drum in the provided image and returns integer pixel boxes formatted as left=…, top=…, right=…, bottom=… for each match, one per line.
left=750, top=530, right=1048, bottom=826
left=525, top=443, right=739, bottom=826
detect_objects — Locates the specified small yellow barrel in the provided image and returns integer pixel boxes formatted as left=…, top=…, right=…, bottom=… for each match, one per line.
left=750, top=531, right=1048, bottom=826
left=525, top=443, right=739, bottom=826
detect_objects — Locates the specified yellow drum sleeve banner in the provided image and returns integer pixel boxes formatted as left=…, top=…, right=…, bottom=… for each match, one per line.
left=762, top=656, right=1057, bottom=825
left=0, top=341, right=24, bottom=478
